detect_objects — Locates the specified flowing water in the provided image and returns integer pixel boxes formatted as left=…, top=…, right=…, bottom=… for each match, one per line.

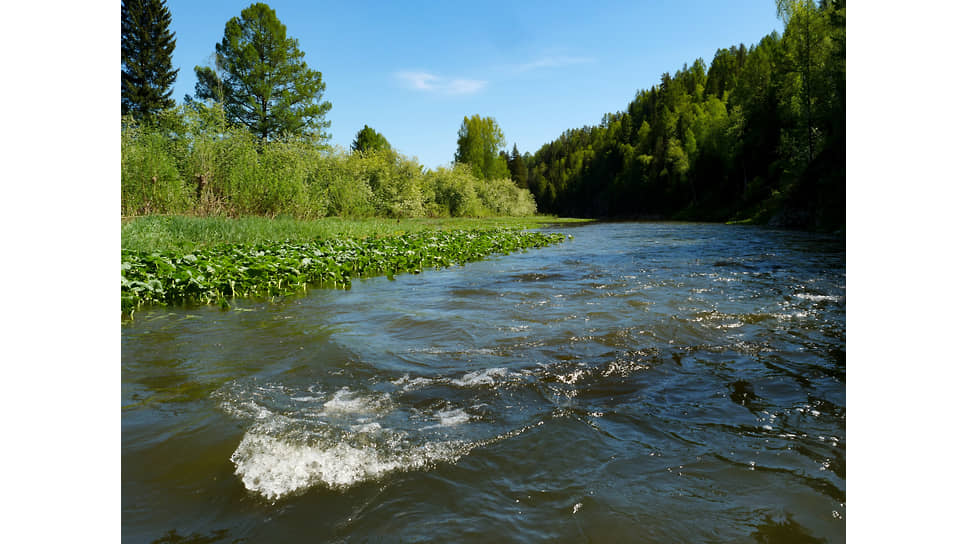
left=121, top=222, right=845, bottom=543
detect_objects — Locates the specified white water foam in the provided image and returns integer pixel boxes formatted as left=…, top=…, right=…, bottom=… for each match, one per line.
left=292, top=395, right=326, bottom=402
left=794, top=293, right=843, bottom=302
left=321, top=387, right=391, bottom=417
left=350, top=421, right=383, bottom=434
left=556, top=368, right=587, bottom=385
left=601, top=359, right=648, bottom=378
left=391, top=374, right=436, bottom=391
left=217, top=381, right=487, bottom=500
left=435, top=408, right=471, bottom=426
left=230, top=428, right=470, bottom=500
left=453, top=367, right=511, bottom=387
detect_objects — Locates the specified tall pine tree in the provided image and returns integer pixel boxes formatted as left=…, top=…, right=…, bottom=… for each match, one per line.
left=508, top=143, right=528, bottom=188
left=193, top=3, right=332, bottom=143
left=122, top=0, right=179, bottom=121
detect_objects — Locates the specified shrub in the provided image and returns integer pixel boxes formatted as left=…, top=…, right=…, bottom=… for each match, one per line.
left=360, top=150, right=428, bottom=218
left=121, top=121, right=190, bottom=215
left=121, top=104, right=540, bottom=219
left=311, top=151, right=376, bottom=217
left=476, top=176, right=538, bottom=217
left=426, top=163, right=485, bottom=217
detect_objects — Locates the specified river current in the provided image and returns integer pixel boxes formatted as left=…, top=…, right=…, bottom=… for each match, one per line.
left=122, top=222, right=846, bottom=543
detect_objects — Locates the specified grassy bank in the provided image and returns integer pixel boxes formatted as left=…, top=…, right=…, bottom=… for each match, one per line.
left=122, top=226, right=570, bottom=316
left=122, top=214, right=590, bottom=252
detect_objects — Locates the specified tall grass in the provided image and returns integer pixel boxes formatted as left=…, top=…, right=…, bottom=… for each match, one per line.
left=121, top=215, right=587, bottom=252
left=121, top=102, right=539, bottom=220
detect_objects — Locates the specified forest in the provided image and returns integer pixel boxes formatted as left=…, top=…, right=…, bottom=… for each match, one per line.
left=517, top=0, right=845, bottom=230
left=122, top=0, right=845, bottom=230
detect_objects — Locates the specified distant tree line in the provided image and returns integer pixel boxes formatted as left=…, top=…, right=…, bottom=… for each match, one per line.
left=518, top=0, right=845, bottom=230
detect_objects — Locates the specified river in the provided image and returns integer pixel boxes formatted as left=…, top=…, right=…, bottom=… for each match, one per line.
left=122, top=222, right=846, bottom=543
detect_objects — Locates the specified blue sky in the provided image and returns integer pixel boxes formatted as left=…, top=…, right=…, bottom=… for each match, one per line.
left=165, top=0, right=782, bottom=169
left=165, top=0, right=782, bottom=168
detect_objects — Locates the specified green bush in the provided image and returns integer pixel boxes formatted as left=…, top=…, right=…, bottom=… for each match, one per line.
left=360, top=150, right=428, bottom=218
left=476, top=176, right=538, bottom=217
left=311, top=151, right=376, bottom=217
left=426, top=164, right=485, bottom=217
left=121, top=103, right=539, bottom=219
left=121, top=123, right=190, bottom=215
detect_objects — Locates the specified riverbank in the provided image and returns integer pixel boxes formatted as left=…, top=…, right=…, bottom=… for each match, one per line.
left=122, top=214, right=589, bottom=252
left=121, top=217, right=577, bottom=316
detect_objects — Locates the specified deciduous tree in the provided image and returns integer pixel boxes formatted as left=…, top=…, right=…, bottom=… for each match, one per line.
left=455, top=115, right=510, bottom=180
left=776, top=0, right=828, bottom=163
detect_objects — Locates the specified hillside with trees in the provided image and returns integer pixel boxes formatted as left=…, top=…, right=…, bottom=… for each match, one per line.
left=520, top=0, right=845, bottom=230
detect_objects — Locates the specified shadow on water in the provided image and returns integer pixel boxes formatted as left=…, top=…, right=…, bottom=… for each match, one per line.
left=751, top=515, right=827, bottom=543
left=150, top=529, right=238, bottom=544
left=729, top=379, right=766, bottom=413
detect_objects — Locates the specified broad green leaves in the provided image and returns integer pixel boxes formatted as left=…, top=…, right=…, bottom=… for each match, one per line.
left=121, top=229, right=566, bottom=316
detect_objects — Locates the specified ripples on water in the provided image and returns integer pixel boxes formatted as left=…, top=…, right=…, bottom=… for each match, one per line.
left=122, top=222, right=845, bottom=543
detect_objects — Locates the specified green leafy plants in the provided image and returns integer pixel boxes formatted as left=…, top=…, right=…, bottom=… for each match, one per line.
left=121, top=103, right=540, bottom=221
left=122, top=229, right=567, bottom=317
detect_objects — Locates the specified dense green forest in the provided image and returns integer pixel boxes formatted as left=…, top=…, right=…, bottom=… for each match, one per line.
left=517, top=0, right=845, bottom=230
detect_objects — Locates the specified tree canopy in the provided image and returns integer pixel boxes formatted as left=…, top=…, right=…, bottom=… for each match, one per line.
left=455, top=115, right=511, bottom=181
left=519, top=0, right=845, bottom=230
left=122, top=0, right=179, bottom=121
left=192, top=2, right=332, bottom=143
left=352, top=125, right=391, bottom=154
left=508, top=144, right=529, bottom=189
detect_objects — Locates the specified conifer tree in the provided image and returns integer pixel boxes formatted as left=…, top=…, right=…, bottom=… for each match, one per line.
left=193, top=2, right=332, bottom=143
left=352, top=125, right=391, bottom=154
left=508, top=144, right=528, bottom=189
left=122, top=0, right=179, bottom=121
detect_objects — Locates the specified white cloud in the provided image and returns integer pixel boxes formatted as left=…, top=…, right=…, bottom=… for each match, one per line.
left=447, top=78, right=486, bottom=94
left=513, top=55, right=595, bottom=73
left=397, top=71, right=439, bottom=91
left=396, top=71, right=486, bottom=95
